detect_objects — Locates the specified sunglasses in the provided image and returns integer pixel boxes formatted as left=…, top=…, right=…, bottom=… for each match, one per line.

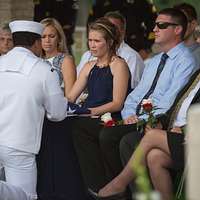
left=154, top=22, right=179, bottom=29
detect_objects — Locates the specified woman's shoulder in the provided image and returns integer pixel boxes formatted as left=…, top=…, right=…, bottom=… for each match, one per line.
left=110, top=56, right=128, bottom=70
left=84, top=60, right=96, bottom=70
left=79, top=60, right=96, bottom=76
left=111, top=55, right=127, bottom=64
left=59, top=53, right=74, bottom=63
left=60, top=53, right=76, bottom=69
left=52, top=53, right=65, bottom=66
left=62, top=53, right=73, bottom=59
left=54, top=52, right=73, bottom=61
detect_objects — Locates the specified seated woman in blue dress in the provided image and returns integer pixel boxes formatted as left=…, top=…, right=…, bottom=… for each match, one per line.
left=67, top=17, right=131, bottom=193
left=36, top=18, right=86, bottom=200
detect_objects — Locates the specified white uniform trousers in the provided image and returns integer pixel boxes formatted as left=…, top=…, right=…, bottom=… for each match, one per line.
left=0, top=145, right=37, bottom=200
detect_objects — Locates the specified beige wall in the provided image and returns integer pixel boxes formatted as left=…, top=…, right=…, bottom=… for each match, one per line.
left=0, top=0, right=34, bottom=25
left=187, top=105, right=200, bottom=200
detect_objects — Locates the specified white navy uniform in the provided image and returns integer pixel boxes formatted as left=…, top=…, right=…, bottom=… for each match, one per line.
left=0, top=46, right=68, bottom=199
left=0, top=46, right=68, bottom=153
left=77, top=41, right=145, bottom=89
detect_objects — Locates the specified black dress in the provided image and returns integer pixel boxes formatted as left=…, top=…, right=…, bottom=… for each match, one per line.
left=82, top=64, right=131, bottom=119
left=167, top=131, right=185, bottom=170
left=37, top=54, right=87, bottom=200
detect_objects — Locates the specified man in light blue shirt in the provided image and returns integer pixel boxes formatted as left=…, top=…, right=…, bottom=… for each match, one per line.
left=94, top=8, right=198, bottom=189
left=122, top=42, right=197, bottom=120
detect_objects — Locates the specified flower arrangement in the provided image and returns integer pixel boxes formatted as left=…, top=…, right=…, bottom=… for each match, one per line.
left=137, top=99, right=158, bottom=131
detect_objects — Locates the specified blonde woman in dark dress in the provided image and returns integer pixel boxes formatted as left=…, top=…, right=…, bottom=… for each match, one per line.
left=37, top=18, right=86, bottom=200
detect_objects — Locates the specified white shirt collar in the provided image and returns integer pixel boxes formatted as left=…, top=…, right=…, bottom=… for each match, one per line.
left=0, top=47, right=39, bottom=75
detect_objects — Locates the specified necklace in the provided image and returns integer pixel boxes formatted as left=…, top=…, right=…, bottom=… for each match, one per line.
left=96, top=56, right=116, bottom=67
left=96, top=60, right=108, bottom=68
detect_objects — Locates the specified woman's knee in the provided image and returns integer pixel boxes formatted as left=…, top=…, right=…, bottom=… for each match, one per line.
left=147, top=149, right=165, bottom=170
left=142, top=129, right=167, bottom=148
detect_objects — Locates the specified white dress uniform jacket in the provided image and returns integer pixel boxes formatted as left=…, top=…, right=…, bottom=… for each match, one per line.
left=0, top=47, right=68, bottom=154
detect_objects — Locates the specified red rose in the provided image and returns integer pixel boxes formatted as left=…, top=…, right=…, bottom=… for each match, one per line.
left=105, top=119, right=116, bottom=127
left=142, top=102, right=153, bottom=112
left=138, top=99, right=157, bottom=129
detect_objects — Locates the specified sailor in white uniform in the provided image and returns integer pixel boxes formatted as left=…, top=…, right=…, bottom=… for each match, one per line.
left=0, top=20, right=68, bottom=200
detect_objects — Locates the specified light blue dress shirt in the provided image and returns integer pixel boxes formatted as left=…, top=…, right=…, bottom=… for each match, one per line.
left=122, top=42, right=198, bottom=120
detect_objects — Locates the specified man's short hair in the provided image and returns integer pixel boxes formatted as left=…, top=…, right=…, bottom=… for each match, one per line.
left=104, top=11, right=126, bottom=31
left=159, top=8, right=188, bottom=40
left=174, top=3, right=197, bottom=22
left=12, top=32, right=41, bottom=47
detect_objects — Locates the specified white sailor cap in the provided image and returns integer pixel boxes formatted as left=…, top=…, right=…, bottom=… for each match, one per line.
left=9, top=20, right=44, bottom=35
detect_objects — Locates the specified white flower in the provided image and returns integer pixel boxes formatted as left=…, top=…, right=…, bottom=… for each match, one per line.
left=101, top=112, right=112, bottom=123
left=141, top=98, right=153, bottom=106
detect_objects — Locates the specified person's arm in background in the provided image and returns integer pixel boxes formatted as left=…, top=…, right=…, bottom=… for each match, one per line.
left=61, top=55, right=76, bottom=96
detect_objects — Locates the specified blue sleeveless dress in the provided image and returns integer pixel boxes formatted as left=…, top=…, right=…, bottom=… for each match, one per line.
left=82, top=64, right=131, bottom=119
left=37, top=54, right=86, bottom=200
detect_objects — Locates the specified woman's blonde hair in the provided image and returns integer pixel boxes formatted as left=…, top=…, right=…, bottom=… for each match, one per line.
left=40, top=17, right=68, bottom=53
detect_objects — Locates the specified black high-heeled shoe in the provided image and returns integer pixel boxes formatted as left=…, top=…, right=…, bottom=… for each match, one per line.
left=88, top=188, right=129, bottom=200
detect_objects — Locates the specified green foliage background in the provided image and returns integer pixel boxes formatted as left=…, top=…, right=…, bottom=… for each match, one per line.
left=153, top=0, right=200, bottom=19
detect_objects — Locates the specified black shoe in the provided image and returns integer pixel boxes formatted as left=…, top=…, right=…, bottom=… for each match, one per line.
left=88, top=188, right=128, bottom=200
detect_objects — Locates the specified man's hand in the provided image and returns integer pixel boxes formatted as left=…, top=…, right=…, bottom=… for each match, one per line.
left=123, top=115, right=138, bottom=125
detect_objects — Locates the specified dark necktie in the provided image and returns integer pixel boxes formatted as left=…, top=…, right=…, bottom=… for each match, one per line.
left=136, top=53, right=169, bottom=115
